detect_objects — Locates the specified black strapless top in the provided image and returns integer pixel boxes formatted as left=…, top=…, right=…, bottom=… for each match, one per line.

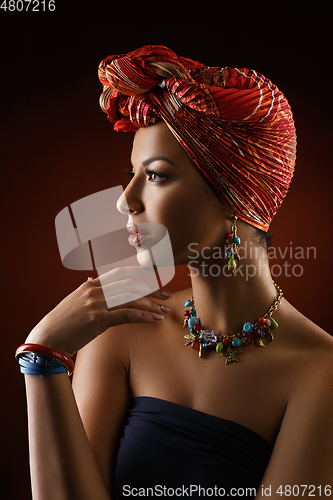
left=114, top=397, right=273, bottom=498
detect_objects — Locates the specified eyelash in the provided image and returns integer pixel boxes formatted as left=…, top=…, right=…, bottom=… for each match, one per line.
left=125, top=169, right=135, bottom=178
left=125, top=168, right=166, bottom=182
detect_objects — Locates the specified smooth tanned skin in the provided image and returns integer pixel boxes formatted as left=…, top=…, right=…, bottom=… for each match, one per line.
left=25, top=121, right=333, bottom=498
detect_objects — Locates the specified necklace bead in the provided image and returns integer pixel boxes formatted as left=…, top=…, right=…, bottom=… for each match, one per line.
left=243, top=322, right=254, bottom=334
left=188, top=317, right=200, bottom=328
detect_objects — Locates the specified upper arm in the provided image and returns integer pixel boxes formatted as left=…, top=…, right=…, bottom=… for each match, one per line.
left=257, top=361, right=333, bottom=498
left=72, top=327, right=131, bottom=493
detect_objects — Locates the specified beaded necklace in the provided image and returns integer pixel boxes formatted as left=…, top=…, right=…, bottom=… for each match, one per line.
left=183, top=281, right=283, bottom=364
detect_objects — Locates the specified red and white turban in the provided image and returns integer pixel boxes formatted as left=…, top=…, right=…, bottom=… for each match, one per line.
left=98, top=45, right=296, bottom=231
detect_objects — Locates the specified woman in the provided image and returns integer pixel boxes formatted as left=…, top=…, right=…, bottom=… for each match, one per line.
left=17, top=46, right=333, bottom=499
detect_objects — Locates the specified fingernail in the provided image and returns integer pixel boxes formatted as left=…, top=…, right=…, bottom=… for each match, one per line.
left=161, top=290, right=172, bottom=298
left=160, top=305, right=170, bottom=313
left=152, top=313, right=164, bottom=321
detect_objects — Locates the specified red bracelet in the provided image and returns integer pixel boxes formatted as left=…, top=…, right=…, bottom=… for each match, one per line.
left=15, top=343, right=75, bottom=376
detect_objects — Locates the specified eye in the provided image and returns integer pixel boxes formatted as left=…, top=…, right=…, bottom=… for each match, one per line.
left=144, top=169, right=166, bottom=182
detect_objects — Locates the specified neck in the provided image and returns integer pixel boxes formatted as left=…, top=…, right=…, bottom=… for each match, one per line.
left=188, top=249, right=277, bottom=337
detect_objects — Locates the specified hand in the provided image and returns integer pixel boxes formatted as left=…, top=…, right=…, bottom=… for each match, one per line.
left=25, top=266, right=171, bottom=358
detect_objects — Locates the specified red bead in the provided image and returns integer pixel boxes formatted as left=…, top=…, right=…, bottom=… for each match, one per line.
left=235, top=253, right=241, bottom=261
left=252, top=328, right=261, bottom=340
left=222, top=337, right=230, bottom=346
left=258, top=317, right=266, bottom=324
left=225, top=232, right=232, bottom=239
left=191, top=339, right=200, bottom=350
left=194, top=324, right=201, bottom=332
left=184, top=310, right=190, bottom=317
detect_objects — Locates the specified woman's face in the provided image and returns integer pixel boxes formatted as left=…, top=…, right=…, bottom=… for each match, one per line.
left=117, top=121, right=227, bottom=267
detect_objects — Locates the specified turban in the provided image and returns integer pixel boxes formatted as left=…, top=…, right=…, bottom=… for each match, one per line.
left=98, top=45, right=296, bottom=231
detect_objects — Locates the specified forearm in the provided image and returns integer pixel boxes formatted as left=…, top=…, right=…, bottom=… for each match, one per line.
left=20, top=276, right=170, bottom=499
left=25, top=373, right=110, bottom=500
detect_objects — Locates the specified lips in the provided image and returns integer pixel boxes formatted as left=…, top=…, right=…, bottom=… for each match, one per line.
left=126, top=224, right=151, bottom=247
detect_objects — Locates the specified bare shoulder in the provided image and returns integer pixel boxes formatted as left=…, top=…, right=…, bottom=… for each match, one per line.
left=258, top=302, right=333, bottom=488
left=260, top=298, right=333, bottom=400
left=277, top=298, right=333, bottom=385
left=280, top=298, right=332, bottom=346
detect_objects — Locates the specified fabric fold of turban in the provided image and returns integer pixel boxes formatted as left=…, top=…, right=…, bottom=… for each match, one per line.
left=98, top=45, right=296, bottom=231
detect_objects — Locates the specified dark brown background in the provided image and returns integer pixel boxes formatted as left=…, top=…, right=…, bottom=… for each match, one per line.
left=1, top=2, right=332, bottom=498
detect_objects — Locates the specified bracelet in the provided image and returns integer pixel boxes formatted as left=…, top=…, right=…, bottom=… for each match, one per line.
left=17, top=352, right=68, bottom=375
left=15, top=343, right=74, bottom=376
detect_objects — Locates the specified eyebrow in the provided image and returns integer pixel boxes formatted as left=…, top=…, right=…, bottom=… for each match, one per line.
left=141, top=156, right=178, bottom=168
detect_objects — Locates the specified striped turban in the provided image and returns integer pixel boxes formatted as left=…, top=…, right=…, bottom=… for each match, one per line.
left=98, top=45, right=296, bottom=231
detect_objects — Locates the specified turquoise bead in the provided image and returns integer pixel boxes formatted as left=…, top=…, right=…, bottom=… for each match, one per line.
left=188, top=317, right=200, bottom=328
left=190, top=308, right=197, bottom=316
left=243, top=321, right=254, bottom=334
left=232, top=338, right=242, bottom=347
left=184, top=300, right=193, bottom=307
left=234, top=236, right=241, bottom=245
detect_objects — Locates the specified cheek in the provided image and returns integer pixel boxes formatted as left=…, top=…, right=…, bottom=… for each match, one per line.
left=146, top=185, right=186, bottom=221
left=144, top=183, right=224, bottom=256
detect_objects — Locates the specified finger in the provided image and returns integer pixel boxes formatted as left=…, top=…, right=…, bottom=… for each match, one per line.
left=101, top=278, right=157, bottom=301
left=107, top=294, right=170, bottom=314
left=84, top=267, right=156, bottom=290
left=98, top=266, right=155, bottom=285
left=103, top=292, right=171, bottom=311
left=79, top=283, right=170, bottom=315
left=102, top=307, right=165, bottom=328
left=83, top=281, right=172, bottom=310
left=148, top=289, right=173, bottom=300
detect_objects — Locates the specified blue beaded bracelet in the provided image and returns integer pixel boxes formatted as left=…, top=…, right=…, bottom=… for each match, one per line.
left=17, top=352, right=68, bottom=375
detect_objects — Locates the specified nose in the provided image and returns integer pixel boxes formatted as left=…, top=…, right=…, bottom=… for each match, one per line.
left=116, top=181, right=144, bottom=215
left=116, top=190, right=130, bottom=215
